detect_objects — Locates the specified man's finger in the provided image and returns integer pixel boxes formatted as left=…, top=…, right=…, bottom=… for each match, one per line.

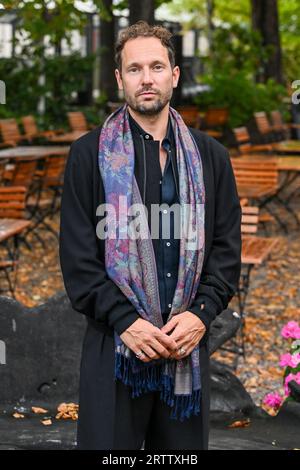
left=149, top=338, right=171, bottom=358
left=156, top=332, right=178, bottom=351
left=160, top=317, right=178, bottom=334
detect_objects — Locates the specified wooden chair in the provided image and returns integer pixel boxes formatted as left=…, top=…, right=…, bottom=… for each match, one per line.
left=177, top=106, right=201, bottom=129
left=0, top=118, right=31, bottom=148
left=21, top=115, right=63, bottom=140
left=0, top=185, right=31, bottom=297
left=231, top=157, right=286, bottom=231
left=233, top=127, right=273, bottom=155
left=67, top=111, right=94, bottom=132
left=26, top=154, right=66, bottom=243
left=253, top=111, right=292, bottom=144
left=271, top=110, right=300, bottom=139
left=0, top=159, right=9, bottom=183
left=222, top=204, right=279, bottom=366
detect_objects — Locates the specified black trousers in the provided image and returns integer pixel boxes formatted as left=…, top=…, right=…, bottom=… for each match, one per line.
left=77, top=319, right=211, bottom=450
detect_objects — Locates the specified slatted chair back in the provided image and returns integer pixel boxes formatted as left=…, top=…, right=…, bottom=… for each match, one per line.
left=241, top=205, right=259, bottom=234
left=9, top=158, right=38, bottom=189
left=233, top=127, right=253, bottom=154
left=41, top=155, right=66, bottom=188
left=0, top=159, right=9, bottom=183
left=21, top=115, right=38, bottom=137
left=67, top=112, right=88, bottom=132
left=254, top=112, right=273, bottom=136
left=231, top=158, right=278, bottom=190
left=0, top=186, right=27, bottom=219
left=0, top=119, right=22, bottom=146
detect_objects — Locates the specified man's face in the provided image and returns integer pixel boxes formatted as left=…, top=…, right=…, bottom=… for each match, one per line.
left=115, top=37, right=180, bottom=116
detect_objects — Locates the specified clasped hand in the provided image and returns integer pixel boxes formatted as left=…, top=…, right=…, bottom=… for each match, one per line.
left=120, top=311, right=206, bottom=363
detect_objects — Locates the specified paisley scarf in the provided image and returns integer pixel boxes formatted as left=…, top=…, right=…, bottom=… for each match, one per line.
left=98, top=104, right=205, bottom=420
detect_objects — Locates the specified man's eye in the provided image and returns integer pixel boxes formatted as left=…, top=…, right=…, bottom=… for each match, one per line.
left=154, top=65, right=163, bottom=71
left=129, top=68, right=138, bottom=73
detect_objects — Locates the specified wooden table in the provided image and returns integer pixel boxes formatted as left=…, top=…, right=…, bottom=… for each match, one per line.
left=48, top=131, right=87, bottom=143
left=233, top=154, right=300, bottom=229
left=236, top=184, right=276, bottom=199
left=0, top=219, right=31, bottom=243
left=0, top=145, right=70, bottom=160
left=272, top=140, right=300, bottom=154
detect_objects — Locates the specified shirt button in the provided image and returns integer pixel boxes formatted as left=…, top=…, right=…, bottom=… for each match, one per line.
left=166, top=272, right=171, bottom=278
left=168, top=303, right=172, bottom=308
left=166, top=242, right=171, bottom=247
left=163, top=209, right=168, bottom=214
left=145, top=134, right=150, bottom=139
left=159, top=180, right=162, bottom=185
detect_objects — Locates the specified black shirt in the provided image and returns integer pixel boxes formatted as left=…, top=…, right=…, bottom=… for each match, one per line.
left=128, top=114, right=180, bottom=324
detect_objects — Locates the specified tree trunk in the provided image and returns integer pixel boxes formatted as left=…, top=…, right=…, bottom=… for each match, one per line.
left=251, top=0, right=283, bottom=83
left=206, top=0, right=215, bottom=54
left=129, top=0, right=155, bottom=25
left=99, top=0, right=118, bottom=102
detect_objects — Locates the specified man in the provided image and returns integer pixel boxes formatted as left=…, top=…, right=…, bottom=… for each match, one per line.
left=59, top=21, right=241, bottom=450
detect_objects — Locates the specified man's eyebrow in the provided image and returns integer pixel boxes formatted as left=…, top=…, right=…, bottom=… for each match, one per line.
left=126, top=60, right=167, bottom=69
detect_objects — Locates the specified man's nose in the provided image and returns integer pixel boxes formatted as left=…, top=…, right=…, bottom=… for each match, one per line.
left=141, top=68, right=154, bottom=85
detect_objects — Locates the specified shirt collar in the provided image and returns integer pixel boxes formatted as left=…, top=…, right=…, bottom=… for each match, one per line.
left=128, top=110, right=173, bottom=146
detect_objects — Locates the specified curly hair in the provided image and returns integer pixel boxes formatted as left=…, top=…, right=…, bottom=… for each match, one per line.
left=115, top=21, right=175, bottom=71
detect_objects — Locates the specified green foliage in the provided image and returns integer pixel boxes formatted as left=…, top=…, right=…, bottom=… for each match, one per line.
left=43, top=53, right=95, bottom=127
left=194, top=71, right=289, bottom=128
left=0, top=57, right=42, bottom=119
left=0, top=53, right=95, bottom=128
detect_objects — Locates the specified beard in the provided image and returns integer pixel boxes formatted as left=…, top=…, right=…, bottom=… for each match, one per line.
left=124, top=87, right=173, bottom=116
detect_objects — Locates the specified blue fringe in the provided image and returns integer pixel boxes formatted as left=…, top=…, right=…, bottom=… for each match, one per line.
left=115, top=352, right=201, bottom=422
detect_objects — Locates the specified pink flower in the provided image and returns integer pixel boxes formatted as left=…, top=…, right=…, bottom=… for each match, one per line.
left=263, top=392, right=283, bottom=409
left=279, top=353, right=300, bottom=368
left=281, top=321, right=300, bottom=340
left=284, top=372, right=300, bottom=396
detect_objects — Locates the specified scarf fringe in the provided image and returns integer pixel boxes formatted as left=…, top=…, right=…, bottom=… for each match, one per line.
left=115, top=352, right=201, bottom=422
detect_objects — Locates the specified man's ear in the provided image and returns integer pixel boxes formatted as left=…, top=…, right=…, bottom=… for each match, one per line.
left=115, top=69, right=123, bottom=90
left=172, top=66, right=180, bottom=89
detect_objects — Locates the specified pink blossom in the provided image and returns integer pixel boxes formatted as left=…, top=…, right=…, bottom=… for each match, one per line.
left=284, top=372, right=300, bottom=396
left=263, top=392, right=283, bottom=409
left=281, top=321, right=300, bottom=340
left=279, top=353, right=300, bottom=368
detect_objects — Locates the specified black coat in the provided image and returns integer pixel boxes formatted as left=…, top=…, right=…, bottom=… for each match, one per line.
left=59, top=125, right=242, bottom=450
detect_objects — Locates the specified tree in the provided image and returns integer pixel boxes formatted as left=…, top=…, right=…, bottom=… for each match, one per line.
left=98, top=0, right=118, bottom=102
left=251, top=0, right=283, bottom=83
left=129, top=0, right=155, bottom=25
